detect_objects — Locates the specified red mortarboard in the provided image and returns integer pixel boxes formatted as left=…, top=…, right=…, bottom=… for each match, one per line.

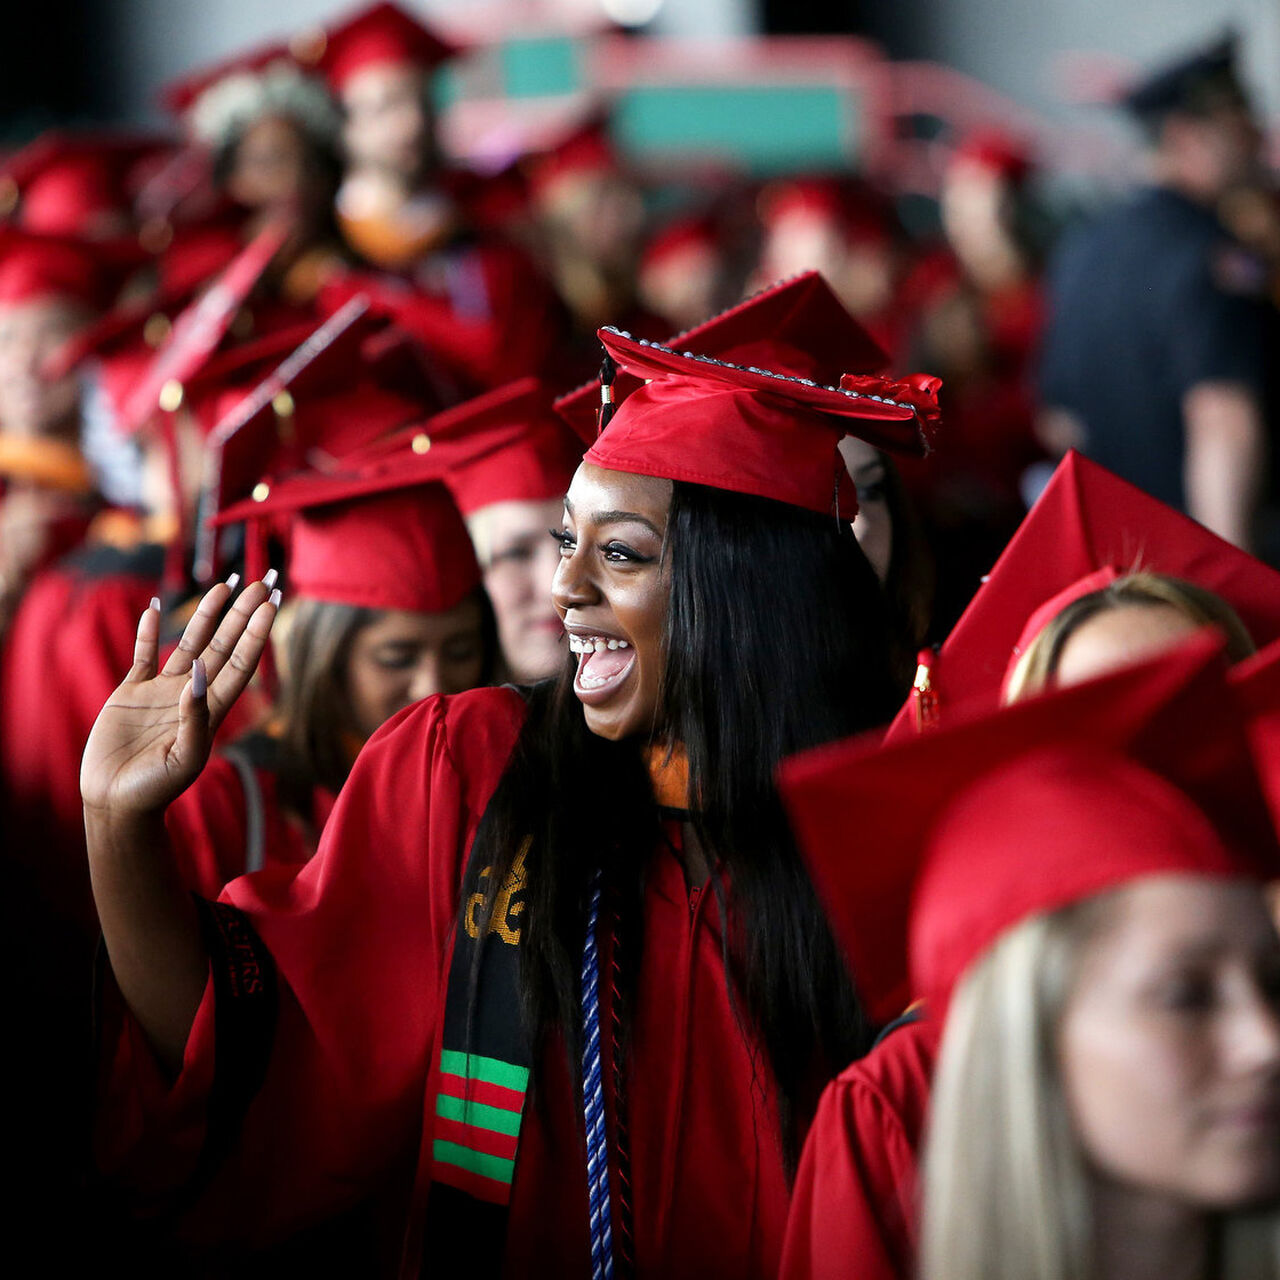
left=224, top=470, right=479, bottom=615
left=526, top=115, right=618, bottom=200
left=0, top=227, right=139, bottom=310
left=301, top=1, right=459, bottom=90
left=757, top=176, right=894, bottom=246
left=0, top=131, right=170, bottom=238
left=346, top=377, right=583, bottom=516
left=213, top=433, right=483, bottom=616
left=780, top=632, right=1277, bottom=1023
left=554, top=272, right=893, bottom=442
left=639, top=215, right=720, bottom=274
left=114, top=221, right=289, bottom=435
left=584, top=327, right=939, bottom=518
left=949, top=128, right=1035, bottom=185
left=193, top=298, right=422, bottom=578
left=1231, top=638, right=1280, bottom=835
left=887, top=451, right=1280, bottom=742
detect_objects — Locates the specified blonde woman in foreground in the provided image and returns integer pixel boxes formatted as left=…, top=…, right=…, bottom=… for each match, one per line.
left=780, top=638, right=1280, bottom=1280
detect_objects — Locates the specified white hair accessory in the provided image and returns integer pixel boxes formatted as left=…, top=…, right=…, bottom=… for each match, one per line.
left=188, top=60, right=340, bottom=149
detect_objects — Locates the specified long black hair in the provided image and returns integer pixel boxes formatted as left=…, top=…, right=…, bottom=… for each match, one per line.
left=474, top=479, right=905, bottom=1165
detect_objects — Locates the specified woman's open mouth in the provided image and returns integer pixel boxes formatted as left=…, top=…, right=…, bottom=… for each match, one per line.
left=568, top=632, right=636, bottom=704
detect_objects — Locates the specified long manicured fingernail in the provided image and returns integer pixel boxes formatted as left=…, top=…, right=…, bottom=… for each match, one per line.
left=191, top=657, right=207, bottom=699
left=149, top=596, right=161, bottom=612
left=268, top=588, right=282, bottom=608
left=225, top=572, right=241, bottom=591
left=262, top=568, right=279, bottom=590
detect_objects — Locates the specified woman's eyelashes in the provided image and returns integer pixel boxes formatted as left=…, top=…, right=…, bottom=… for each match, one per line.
left=548, top=527, right=654, bottom=565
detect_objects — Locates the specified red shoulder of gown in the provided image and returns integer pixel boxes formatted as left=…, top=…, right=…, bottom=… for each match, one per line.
left=780, top=1013, right=941, bottom=1280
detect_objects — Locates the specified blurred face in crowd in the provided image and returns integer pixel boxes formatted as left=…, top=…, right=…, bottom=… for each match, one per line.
left=1054, top=603, right=1203, bottom=689
left=343, top=598, right=487, bottom=739
left=552, top=463, right=670, bottom=741
left=1161, top=97, right=1263, bottom=200
left=224, top=114, right=323, bottom=220
left=839, top=435, right=892, bottom=584
left=0, top=296, right=92, bottom=438
left=340, top=61, right=432, bottom=181
left=469, top=498, right=566, bottom=683
left=637, top=245, right=720, bottom=336
left=1059, top=876, right=1280, bottom=1207
left=538, top=170, right=646, bottom=271
left=940, top=161, right=1018, bottom=280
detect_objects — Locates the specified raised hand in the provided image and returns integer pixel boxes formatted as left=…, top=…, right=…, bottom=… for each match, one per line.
left=81, top=573, right=281, bottom=820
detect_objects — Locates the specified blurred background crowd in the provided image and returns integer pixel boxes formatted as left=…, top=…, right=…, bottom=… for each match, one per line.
left=0, top=0, right=1276, bottom=641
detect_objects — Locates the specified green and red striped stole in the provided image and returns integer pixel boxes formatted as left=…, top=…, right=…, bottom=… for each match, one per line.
left=432, top=1049, right=530, bottom=1204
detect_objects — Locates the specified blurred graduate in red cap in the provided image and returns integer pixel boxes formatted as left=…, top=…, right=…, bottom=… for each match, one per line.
left=894, top=449, right=1280, bottom=742
left=347, top=375, right=583, bottom=684
left=84, top=321, right=941, bottom=1276
left=301, top=1, right=565, bottom=394
left=780, top=635, right=1280, bottom=1280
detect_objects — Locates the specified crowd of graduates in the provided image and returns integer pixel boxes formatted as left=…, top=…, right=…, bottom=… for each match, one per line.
left=3, top=1, right=1280, bottom=1276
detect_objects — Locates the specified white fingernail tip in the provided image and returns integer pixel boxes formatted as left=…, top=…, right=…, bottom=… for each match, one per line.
left=225, top=572, right=241, bottom=591
left=149, top=596, right=161, bottom=612
left=268, top=588, right=282, bottom=608
left=262, top=568, right=279, bottom=590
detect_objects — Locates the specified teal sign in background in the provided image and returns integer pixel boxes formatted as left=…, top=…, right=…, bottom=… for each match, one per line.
left=613, top=85, right=855, bottom=173
left=499, top=37, right=581, bottom=98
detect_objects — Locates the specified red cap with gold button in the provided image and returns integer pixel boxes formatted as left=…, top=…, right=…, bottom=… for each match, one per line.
left=302, top=0, right=460, bottom=90
left=780, top=632, right=1277, bottom=1022
left=583, top=326, right=939, bottom=519
left=347, top=376, right=583, bottom=516
left=885, top=451, right=1280, bottom=742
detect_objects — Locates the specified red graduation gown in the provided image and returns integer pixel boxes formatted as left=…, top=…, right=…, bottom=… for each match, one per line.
left=165, top=749, right=336, bottom=899
left=780, top=1015, right=939, bottom=1280
left=99, top=686, right=799, bottom=1277
left=1, top=543, right=162, bottom=932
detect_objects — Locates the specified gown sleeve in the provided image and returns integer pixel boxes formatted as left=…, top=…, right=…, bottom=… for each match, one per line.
left=95, top=686, right=526, bottom=1245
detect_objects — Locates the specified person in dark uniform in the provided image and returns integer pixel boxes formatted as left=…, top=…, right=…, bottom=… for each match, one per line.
left=1038, top=34, right=1273, bottom=553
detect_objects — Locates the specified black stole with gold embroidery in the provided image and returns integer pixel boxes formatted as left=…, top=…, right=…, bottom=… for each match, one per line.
left=421, top=831, right=533, bottom=1274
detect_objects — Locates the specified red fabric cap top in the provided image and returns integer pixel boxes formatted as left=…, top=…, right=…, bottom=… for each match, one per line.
left=757, top=176, right=893, bottom=245
left=0, top=228, right=126, bottom=309
left=640, top=214, right=719, bottom=273
left=1231, top=637, right=1280, bottom=837
left=585, top=327, right=939, bottom=518
left=289, top=484, right=479, bottom=614
left=526, top=114, right=618, bottom=198
left=555, top=271, right=892, bottom=442
left=883, top=451, right=1280, bottom=743
left=305, top=1, right=459, bottom=90
left=346, top=376, right=584, bottom=515
left=0, top=131, right=169, bottom=238
left=950, top=127, right=1035, bottom=184
left=780, top=632, right=1278, bottom=1023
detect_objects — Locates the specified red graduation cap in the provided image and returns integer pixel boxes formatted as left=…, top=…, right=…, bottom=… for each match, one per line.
left=344, top=376, right=583, bottom=516
left=585, top=326, right=939, bottom=518
left=525, top=114, right=618, bottom=201
left=219, top=465, right=480, bottom=615
left=554, top=271, right=893, bottom=442
left=193, top=297, right=423, bottom=579
left=639, top=213, right=720, bottom=274
left=1231, top=638, right=1280, bottom=837
left=212, top=415, right=490, bottom=615
left=0, top=131, right=170, bottom=239
left=885, top=451, right=1280, bottom=743
left=780, top=632, right=1278, bottom=1024
left=114, top=220, right=289, bottom=435
left=949, top=127, right=1035, bottom=185
left=300, top=1, right=460, bottom=90
left=0, top=227, right=133, bottom=310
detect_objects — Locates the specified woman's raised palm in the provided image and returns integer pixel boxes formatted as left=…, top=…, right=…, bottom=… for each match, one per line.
left=82, top=578, right=279, bottom=818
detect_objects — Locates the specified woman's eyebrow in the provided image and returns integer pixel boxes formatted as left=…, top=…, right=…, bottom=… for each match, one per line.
left=562, top=498, right=662, bottom=536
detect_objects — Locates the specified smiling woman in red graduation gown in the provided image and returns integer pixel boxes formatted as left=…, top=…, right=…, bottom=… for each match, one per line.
left=84, top=322, right=942, bottom=1276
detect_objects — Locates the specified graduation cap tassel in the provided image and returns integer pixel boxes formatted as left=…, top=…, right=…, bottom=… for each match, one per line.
left=597, top=354, right=617, bottom=437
